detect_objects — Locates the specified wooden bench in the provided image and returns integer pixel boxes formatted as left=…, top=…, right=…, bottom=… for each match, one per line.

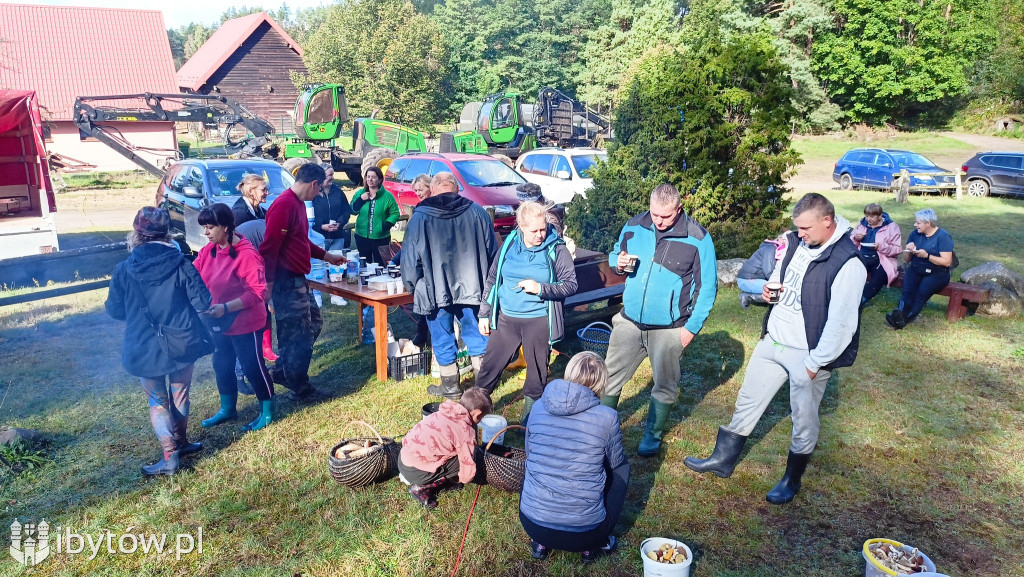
left=563, top=249, right=626, bottom=326
left=889, top=271, right=989, bottom=322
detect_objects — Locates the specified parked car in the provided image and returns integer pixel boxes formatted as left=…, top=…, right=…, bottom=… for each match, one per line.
left=832, top=148, right=955, bottom=192
left=514, top=147, right=607, bottom=204
left=382, top=152, right=525, bottom=233
left=961, top=152, right=1024, bottom=198
left=159, top=158, right=294, bottom=252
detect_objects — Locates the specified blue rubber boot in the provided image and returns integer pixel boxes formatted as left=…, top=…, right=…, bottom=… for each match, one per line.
left=243, top=400, right=273, bottom=432
left=600, top=395, right=620, bottom=409
left=201, top=394, right=237, bottom=428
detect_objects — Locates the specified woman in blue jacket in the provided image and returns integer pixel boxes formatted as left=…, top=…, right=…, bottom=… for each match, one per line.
left=474, top=201, right=577, bottom=421
left=105, top=207, right=213, bottom=477
left=519, top=352, right=630, bottom=563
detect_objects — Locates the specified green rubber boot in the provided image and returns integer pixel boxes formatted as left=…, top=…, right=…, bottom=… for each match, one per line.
left=600, top=395, right=620, bottom=409
left=637, top=399, right=672, bottom=457
left=521, top=396, right=536, bottom=427
left=243, top=400, right=273, bottom=432
left=201, top=394, right=237, bottom=428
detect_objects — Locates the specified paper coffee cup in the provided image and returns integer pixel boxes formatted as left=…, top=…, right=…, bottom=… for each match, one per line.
left=766, top=282, right=783, bottom=303
left=623, top=254, right=639, bottom=273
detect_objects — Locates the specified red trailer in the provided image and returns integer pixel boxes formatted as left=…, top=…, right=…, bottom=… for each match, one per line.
left=0, top=90, right=58, bottom=259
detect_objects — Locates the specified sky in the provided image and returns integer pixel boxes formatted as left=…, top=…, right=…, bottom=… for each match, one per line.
left=4, top=0, right=334, bottom=28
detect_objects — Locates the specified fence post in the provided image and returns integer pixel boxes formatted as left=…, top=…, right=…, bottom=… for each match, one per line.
left=896, top=169, right=910, bottom=203
left=955, top=170, right=963, bottom=199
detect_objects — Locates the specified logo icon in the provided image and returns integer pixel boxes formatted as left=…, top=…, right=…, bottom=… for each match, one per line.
left=10, top=519, right=50, bottom=567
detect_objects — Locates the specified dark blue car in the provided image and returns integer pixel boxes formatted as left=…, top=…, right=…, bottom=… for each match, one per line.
left=833, top=148, right=954, bottom=191
left=157, top=159, right=294, bottom=252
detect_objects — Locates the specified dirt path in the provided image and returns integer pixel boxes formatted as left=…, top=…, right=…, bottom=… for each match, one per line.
left=939, top=132, right=1024, bottom=152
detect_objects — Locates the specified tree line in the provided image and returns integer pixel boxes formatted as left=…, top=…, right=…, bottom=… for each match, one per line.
left=168, top=0, right=1023, bottom=131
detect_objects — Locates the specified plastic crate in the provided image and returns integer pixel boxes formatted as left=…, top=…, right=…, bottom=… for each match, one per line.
left=388, top=351, right=430, bottom=381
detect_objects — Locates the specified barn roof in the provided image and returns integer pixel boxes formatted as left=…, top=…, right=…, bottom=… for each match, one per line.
left=0, top=4, right=179, bottom=121
left=176, top=12, right=304, bottom=92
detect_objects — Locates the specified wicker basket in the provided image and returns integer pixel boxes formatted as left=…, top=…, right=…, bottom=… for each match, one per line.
left=473, top=424, right=527, bottom=493
left=576, top=321, right=612, bottom=357
left=328, top=420, right=400, bottom=488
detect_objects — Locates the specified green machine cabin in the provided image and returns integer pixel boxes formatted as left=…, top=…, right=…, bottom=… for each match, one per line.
left=286, top=83, right=427, bottom=182
left=440, top=91, right=536, bottom=159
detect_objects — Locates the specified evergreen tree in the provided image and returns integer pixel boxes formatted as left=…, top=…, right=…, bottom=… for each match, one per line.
left=567, top=31, right=800, bottom=254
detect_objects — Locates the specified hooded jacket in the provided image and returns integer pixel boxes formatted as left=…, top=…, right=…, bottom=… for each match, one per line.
left=105, top=242, right=212, bottom=378
left=738, top=240, right=783, bottom=282
left=399, top=400, right=478, bottom=484
left=609, top=210, right=718, bottom=332
left=850, top=212, right=902, bottom=285
left=479, top=226, right=578, bottom=343
left=520, top=379, right=629, bottom=531
left=401, top=192, right=498, bottom=315
left=193, top=236, right=267, bottom=336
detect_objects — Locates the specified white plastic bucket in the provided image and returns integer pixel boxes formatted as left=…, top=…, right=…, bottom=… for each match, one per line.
left=640, top=538, right=692, bottom=577
left=863, top=539, right=936, bottom=577
left=478, top=414, right=507, bottom=445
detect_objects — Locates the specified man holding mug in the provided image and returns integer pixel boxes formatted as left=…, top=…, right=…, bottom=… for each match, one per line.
left=685, top=193, right=865, bottom=505
left=600, top=184, right=718, bottom=457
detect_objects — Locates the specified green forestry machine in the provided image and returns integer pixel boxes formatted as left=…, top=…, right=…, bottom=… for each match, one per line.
left=439, top=86, right=611, bottom=161
left=284, top=83, right=427, bottom=182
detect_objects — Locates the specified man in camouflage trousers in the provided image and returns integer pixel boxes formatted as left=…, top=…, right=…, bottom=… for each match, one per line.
left=260, top=163, right=345, bottom=400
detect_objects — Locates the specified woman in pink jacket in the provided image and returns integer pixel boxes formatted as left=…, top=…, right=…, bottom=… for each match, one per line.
left=850, top=203, right=902, bottom=308
left=193, top=203, right=274, bottom=432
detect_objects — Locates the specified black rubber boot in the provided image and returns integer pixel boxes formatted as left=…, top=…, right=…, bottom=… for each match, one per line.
left=766, top=450, right=811, bottom=505
left=683, top=427, right=748, bottom=478
left=427, top=364, right=462, bottom=399
left=141, top=451, right=179, bottom=477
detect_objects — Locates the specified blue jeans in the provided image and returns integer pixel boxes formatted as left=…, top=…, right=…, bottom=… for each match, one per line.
left=737, top=278, right=767, bottom=294
left=426, top=305, right=488, bottom=365
left=898, top=266, right=950, bottom=320
left=324, top=237, right=347, bottom=252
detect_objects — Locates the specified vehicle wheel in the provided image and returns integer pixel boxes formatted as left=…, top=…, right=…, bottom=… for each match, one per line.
left=965, top=179, right=989, bottom=197
left=282, top=157, right=312, bottom=177
left=491, top=153, right=514, bottom=169
left=839, top=173, right=853, bottom=190
left=344, top=169, right=362, bottom=185
left=361, top=148, right=398, bottom=179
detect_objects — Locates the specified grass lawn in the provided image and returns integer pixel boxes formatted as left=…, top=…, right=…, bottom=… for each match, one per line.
left=2, top=162, right=1023, bottom=576
left=791, top=133, right=977, bottom=164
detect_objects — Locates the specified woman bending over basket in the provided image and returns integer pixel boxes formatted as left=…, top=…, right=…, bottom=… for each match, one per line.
left=399, top=388, right=493, bottom=509
left=474, top=201, right=577, bottom=423
left=519, top=352, right=630, bottom=564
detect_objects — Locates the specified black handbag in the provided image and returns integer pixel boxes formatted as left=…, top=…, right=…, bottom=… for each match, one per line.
left=200, top=306, right=240, bottom=334
left=126, top=274, right=214, bottom=363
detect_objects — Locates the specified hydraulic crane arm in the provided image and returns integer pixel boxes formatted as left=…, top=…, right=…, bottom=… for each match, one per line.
left=73, top=93, right=275, bottom=178
left=534, top=86, right=611, bottom=148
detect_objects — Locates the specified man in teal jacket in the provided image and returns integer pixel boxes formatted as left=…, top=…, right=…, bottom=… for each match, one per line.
left=601, top=184, right=718, bottom=456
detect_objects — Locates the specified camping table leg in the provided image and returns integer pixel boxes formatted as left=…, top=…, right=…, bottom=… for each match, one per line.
left=373, top=302, right=389, bottom=382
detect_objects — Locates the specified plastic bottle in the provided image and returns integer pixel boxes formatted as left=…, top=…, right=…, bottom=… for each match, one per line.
left=305, top=201, right=325, bottom=308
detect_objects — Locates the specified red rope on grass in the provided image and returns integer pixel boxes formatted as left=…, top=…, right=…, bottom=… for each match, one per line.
left=501, top=393, right=526, bottom=420
left=450, top=483, right=484, bottom=577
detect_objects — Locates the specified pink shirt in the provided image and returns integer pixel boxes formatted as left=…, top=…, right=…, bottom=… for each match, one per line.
left=400, top=400, right=478, bottom=484
left=193, top=236, right=267, bottom=335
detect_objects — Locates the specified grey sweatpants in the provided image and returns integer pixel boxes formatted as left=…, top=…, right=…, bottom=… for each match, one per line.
left=725, top=336, right=831, bottom=454
left=603, top=312, right=684, bottom=405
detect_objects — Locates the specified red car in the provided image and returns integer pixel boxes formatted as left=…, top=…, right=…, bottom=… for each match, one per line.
left=382, top=152, right=525, bottom=233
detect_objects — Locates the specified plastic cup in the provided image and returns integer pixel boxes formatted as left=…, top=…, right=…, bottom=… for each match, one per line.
left=387, top=281, right=397, bottom=295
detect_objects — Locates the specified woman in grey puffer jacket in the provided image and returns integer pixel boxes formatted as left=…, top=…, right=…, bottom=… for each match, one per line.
left=519, top=352, right=630, bottom=563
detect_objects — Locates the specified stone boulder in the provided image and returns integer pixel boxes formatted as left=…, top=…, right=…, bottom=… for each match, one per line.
left=717, top=258, right=746, bottom=286
left=960, top=261, right=1024, bottom=318
left=0, top=427, right=42, bottom=446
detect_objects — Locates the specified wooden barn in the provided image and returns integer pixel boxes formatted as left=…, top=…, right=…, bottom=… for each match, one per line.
left=176, top=12, right=306, bottom=134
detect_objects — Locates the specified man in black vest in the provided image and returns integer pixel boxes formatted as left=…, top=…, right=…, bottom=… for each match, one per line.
left=684, top=193, right=865, bottom=504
